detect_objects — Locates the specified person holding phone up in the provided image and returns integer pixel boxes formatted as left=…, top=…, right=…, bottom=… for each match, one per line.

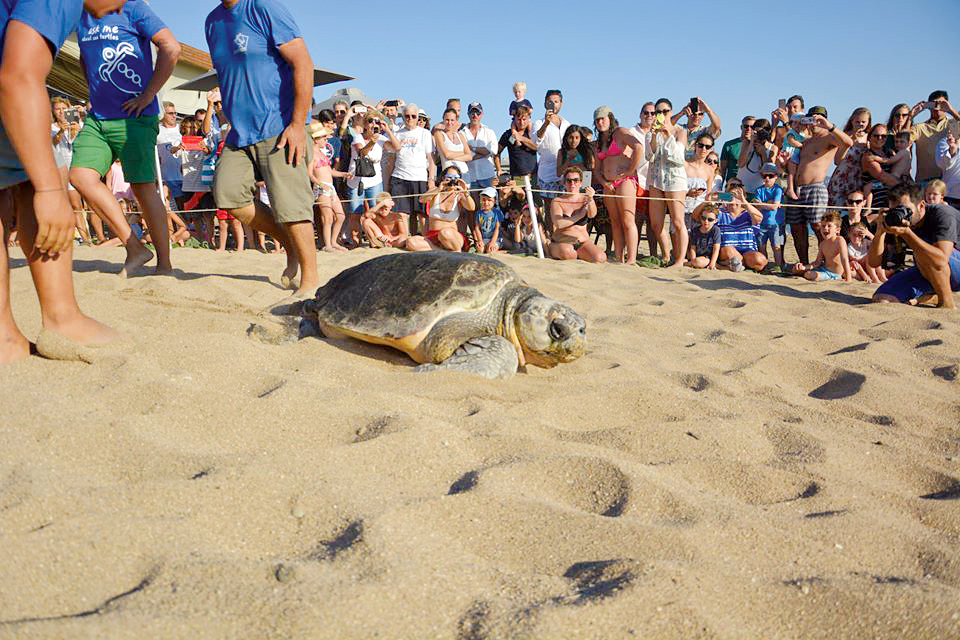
left=909, top=90, right=960, bottom=183
left=672, top=96, right=722, bottom=161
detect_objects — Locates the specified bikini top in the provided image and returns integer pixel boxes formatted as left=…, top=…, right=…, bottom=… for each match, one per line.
left=596, top=137, right=624, bottom=161
left=314, top=142, right=333, bottom=169
left=430, top=192, right=461, bottom=222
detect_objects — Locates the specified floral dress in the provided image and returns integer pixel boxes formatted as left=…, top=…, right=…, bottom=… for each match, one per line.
left=827, top=144, right=866, bottom=206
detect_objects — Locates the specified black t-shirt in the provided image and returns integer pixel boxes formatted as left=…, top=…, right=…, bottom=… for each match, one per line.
left=690, top=225, right=722, bottom=257
left=499, top=128, right=537, bottom=176
left=916, top=203, right=960, bottom=249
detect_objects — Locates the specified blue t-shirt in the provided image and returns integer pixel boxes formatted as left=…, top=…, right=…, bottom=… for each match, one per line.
left=753, top=184, right=784, bottom=227
left=205, top=0, right=302, bottom=148
left=717, top=210, right=758, bottom=252
left=1, top=0, right=81, bottom=60
left=77, top=1, right=165, bottom=121
left=476, top=207, right=504, bottom=242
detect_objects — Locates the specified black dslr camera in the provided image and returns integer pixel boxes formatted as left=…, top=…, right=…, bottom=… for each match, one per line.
left=884, top=205, right=911, bottom=228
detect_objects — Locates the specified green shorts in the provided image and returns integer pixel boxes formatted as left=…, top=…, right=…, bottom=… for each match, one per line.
left=71, top=115, right=159, bottom=183
left=213, top=131, right=314, bottom=224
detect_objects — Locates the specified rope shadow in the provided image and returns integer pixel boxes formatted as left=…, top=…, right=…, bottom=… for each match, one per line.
left=684, top=276, right=873, bottom=306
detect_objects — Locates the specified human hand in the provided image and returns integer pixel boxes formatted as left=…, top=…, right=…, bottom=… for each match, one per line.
left=32, top=189, right=75, bottom=258
left=786, top=188, right=798, bottom=200
left=911, top=101, right=925, bottom=117
left=207, top=88, right=221, bottom=104
left=584, top=186, right=595, bottom=199
left=276, top=124, right=307, bottom=166
left=707, top=263, right=717, bottom=270
left=122, top=92, right=155, bottom=117
left=812, top=115, right=831, bottom=130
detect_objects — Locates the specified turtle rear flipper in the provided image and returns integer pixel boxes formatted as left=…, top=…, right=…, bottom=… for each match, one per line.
left=414, top=335, right=519, bottom=379
left=247, top=314, right=316, bottom=345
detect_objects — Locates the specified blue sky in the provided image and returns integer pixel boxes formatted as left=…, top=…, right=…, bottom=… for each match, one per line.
left=164, top=0, right=960, bottom=142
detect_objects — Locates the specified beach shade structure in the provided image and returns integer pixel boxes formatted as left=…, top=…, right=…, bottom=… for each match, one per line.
left=174, top=67, right=353, bottom=92
left=311, top=87, right=377, bottom=116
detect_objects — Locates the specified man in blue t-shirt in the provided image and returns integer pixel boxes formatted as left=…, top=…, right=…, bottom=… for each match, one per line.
left=206, top=0, right=318, bottom=298
left=0, top=0, right=123, bottom=363
left=68, top=0, right=180, bottom=277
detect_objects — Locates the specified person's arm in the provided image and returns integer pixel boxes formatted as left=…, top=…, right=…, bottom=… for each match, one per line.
left=743, top=201, right=764, bottom=225
left=808, top=244, right=825, bottom=269
left=488, top=219, right=500, bottom=252
left=699, top=98, right=721, bottom=137
left=936, top=136, right=959, bottom=170
left=620, top=131, right=643, bottom=178
left=494, top=139, right=504, bottom=176
left=813, top=115, right=853, bottom=149
left=419, top=183, right=441, bottom=205
left=201, top=88, right=218, bottom=135
left=840, top=239, right=853, bottom=282
left=459, top=183, right=476, bottom=212
left=862, top=153, right=899, bottom=187
left=275, top=38, right=314, bottom=166
left=737, top=136, right=752, bottom=168
left=123, top=28, right=180, bottom=117
left=515, top=126, right=537, bottom=151
left=708, top=236, right=721, bottom=269
left=0, top=21, right=73, bottom=255
left=866, top=220, right=887, bottom=268
left=381, top=124, right=402, bottom=152
left=455, top=132, right=474, bottom=162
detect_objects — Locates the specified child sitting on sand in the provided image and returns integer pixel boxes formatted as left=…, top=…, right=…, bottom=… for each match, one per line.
left=846, top=222, right=886, bottom=283
left=793, top=211, right=852, bottom=282
left=473, top=187, right=504, bottom=254
left=686, top=203, right=722, bottom=269
left=362, top=192, right=409, bottom=248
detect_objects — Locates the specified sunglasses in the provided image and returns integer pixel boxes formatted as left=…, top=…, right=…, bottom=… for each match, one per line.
left=696, top=142, right=713, bottom=149
left=762, top=174, right=776, bottom=179
left=870, top=133, right=886, bottom=139
left=335, top=110, right=346, bottom=115
left=847, top=198, right=864, bottom=204
left=642, top=111, right=656, bottom=116
left=742, top=124, right=755, bottom=129
left=896, top=112, right=910, bottom=117
left=706, top=159, right=718, bottom=165
left=693, top=111, right=704, bottom=116
left=564, top=177, right=582, bottom=183
left=656, top=108, right=670, bottom=114
left=404, top=114, right=418, bottom=119
left=702, top=217, right=717, bottom=222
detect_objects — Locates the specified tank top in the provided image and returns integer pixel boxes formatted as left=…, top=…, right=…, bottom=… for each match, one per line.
left=431, top=192, right=461, bottom=222
left=438, top=132, right=468, bottom=174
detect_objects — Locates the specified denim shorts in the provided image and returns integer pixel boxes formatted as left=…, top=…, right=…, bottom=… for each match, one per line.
left=875, top=249, right=960, bottom=302
left=756, top=225, right=784, bottom=248
left=348, top=182, right=383, bottom=215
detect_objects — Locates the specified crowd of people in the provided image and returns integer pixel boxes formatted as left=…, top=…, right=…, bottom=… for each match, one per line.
left=2, top=0, right=959, bottom=364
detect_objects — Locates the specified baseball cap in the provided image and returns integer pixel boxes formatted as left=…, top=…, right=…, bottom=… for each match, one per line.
left=807, top=106, right=828, bottom=118
left=760, top=162, right=778, bottom=175
left=480, top=187, right=497, bottom=199
left=468, top=102, right=482, bottom=114
left=593, top=105, right=613, bottom=121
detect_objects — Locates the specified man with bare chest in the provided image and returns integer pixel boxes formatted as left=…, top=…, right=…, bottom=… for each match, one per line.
left=786, top=106, right=853, bottom=263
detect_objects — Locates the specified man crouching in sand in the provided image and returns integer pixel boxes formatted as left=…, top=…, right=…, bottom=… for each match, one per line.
left=0, top=0, right=122, bottom=363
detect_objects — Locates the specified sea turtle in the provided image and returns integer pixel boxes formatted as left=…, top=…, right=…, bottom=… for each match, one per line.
left=271, top=251, right=586, bottom=379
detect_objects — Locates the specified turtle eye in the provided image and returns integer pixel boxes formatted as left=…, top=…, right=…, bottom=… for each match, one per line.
left=549, top=319, right=569, bottom=342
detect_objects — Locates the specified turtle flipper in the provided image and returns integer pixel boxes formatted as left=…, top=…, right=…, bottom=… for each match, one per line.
left=414, top=335, right=519, bottom=379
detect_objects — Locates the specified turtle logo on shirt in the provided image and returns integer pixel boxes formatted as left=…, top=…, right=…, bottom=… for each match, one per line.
left=98, top=42, right=143, bottom=95
left=234, top=32, right=249, bottom=54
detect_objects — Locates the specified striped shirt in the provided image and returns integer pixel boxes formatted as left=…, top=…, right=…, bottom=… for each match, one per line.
left=717, top=210, right=758, bottom=252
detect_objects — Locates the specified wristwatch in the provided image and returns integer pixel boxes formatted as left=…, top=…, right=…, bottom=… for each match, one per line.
left=828, top=125, right=835, bottom=132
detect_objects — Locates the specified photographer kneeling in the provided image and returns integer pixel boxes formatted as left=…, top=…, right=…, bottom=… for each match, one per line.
left=870, top=181, right=960, bottom=309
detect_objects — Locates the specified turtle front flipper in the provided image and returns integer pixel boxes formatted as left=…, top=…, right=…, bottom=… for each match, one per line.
left=414, top=335, right=519, bottom=379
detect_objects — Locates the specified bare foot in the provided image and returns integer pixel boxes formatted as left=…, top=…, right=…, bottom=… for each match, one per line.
left=153, top=266, right=174, bottom=276
left=35, top=315, right=119, bottom=363
left=322, top=246, right=337, bottom=253
left=332, top=244, right=349, bottom=253
left=0, top=331, right=30, bottom=364
left=121, top=243, right=153, bottom=278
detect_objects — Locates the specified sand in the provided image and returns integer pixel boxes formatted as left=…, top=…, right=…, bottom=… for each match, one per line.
left=1, top=244, right=958, bottom=639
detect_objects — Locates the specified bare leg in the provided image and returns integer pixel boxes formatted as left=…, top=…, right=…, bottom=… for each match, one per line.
left=227, top=202, right=300, bottom=289
left=648, top=188, right=671, bottom=260
left=603, top=190, right=624, bottom=261
left=791, top=224, right=809, bottom=265
left=914, top=247, right=957, bottom=309
left=70, top=168, right=152, bottom=274
left=231, top=219, right=245, bottom=252
left=59, top=168, right=90, bottom=245
left=616, top=180, right=639, bottom=264
left=88, top=209, right=106, bottom=243
left=12, top=183, right=116, bottom=353
left=0, top=189, right=29, bottom=362
left=664, top=191, right=687, bottom=268
left=284, top=220, right=319, bottom=296
left=216, top=219, right=227, bottom=252
left=130, top=182, right=172, bottom=274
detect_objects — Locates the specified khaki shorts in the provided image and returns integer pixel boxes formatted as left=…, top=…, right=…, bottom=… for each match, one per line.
left=213, top=130, right=314, bottom=224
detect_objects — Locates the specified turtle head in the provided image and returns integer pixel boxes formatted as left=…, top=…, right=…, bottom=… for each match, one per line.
left=512, top=295, right=586, bottom=368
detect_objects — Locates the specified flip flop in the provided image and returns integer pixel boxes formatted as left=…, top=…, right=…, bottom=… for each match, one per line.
left=637, top=255, right=665, bottom=269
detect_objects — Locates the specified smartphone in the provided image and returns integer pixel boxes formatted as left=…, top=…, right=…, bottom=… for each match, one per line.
left=384, top=100, right=399, bottom=108
left=790, top=114, right=817, bottom=126
left=716, top=192, right=734, bottom=202
left=654, top=113, right=665, bottom=128
left=180, top=135, right=204, bottom=151
left=689, top=97, right=699, bottom=113
left=926, top=101, right=938, bottom=110
left=65, top=108, right=79, bottom=124
left=356, top=106, right=367, bottom=114
left=778, top=98, right=786, bottom=109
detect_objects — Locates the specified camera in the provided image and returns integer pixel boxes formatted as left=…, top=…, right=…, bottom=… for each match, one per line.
left=884, top=205, right=912, bottom=228
left=444, top=175, right=460, bottom=185
left=65, top=108, right=79, bottom=124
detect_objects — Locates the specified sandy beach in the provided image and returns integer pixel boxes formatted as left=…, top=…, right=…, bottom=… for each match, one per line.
left=1, top=244, right=958, bottom=639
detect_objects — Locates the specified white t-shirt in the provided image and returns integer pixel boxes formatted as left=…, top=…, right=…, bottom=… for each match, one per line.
left=157, top=123, right=183, bottom=183
left=391, top=127, right=433, bottom=182
left=533, top=116, right=571, bottom=182
left=348, top=133, right=386, bottom=189
left=462, top=124, right=498, bottom=183
left=625, top=125, right=652, bottom=190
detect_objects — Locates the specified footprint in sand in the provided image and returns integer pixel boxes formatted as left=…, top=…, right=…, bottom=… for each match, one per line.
left=678, top=373, right=711, bottom=392
left=715, top=299, right=747, bottom=309
left=765, top=425, right=826, bottom=464
left=808, top=369, right=866, bottom=400
left=305, top=520, right=364, bottom=561
left=932, top=364, right=958, bottom=382
left=860, top=318, right=942, bottom=341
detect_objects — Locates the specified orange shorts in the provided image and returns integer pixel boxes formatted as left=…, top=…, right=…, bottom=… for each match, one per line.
left=636, top=187, right=649, bottom=217
left=425, top=228, right=468, bottom=250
